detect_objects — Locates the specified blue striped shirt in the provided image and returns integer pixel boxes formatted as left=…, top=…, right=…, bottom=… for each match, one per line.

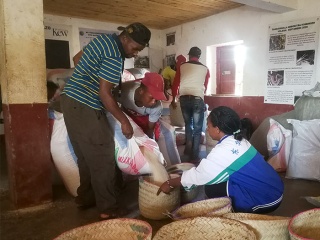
left=63, top=34, right=124, bottom=109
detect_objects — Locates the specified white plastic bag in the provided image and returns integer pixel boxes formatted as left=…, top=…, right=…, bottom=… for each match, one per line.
left=50, top=111, right=79, bottom=197
left=157, top=119, right=181, bottom=167
left=267, top=119, right=292, bottom=172
left=286, top=119, right=320, bottom=181
left=106, top=112, right=166, bottom=175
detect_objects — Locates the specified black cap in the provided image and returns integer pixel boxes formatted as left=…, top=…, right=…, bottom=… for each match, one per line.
left=118, top=22, right=151, bottom=47
left=188, top=47, right=201, bottom=58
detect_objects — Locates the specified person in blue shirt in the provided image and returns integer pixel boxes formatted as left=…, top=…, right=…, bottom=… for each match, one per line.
left=61, top=23, right=151, bottom=220
left=158, top=106, right=284, bottom=213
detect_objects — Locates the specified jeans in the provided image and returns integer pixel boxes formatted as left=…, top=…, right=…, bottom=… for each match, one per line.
left=180, top=95, right=205, bottom=160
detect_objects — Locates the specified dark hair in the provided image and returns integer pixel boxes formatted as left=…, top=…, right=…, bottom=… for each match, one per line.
left=240, top=118, right=253, bottom=140
left=46, top=81, right=59, bottom=101
left=188, top=46, right=201, bottom=58
left=209, top=106, right=244, bottom=141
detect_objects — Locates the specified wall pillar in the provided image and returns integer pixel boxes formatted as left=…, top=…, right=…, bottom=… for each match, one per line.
left=0, top=0, right=52, bottom=208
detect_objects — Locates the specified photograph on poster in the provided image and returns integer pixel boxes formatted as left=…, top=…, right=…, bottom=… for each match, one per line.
left=166, top=54, right=176, bottom=66
left=134, top=56, right=150, bottom=68
left=267, top=70, right=284, bottom=86
left=269, top=34, right=286, bottom=51
left=296, top=50, right=315, bottom=66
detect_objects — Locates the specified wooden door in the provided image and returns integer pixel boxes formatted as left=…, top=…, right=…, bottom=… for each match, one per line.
left=216, top=46, right=236, bottom=94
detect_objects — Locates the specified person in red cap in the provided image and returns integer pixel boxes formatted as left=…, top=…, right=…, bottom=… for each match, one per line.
left=114, top=72, right=167, bottom=140
left=61, top=22, right=151, bottom=221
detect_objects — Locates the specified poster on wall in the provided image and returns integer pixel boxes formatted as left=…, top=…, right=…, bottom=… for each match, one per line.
left=79, top=28, right=117, bottom=49
left=265, top=17, right=319, bottom=104
left=134, top=56, right=150, bottom=68
left=44, top=23, right=72, bottom=69
left=166, top=54, right=176, bottom=66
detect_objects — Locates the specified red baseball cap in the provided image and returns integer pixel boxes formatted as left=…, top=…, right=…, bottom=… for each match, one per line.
left=141, top=72, right=167, bottom=100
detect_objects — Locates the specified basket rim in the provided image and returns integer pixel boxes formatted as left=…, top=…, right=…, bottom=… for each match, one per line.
left=288, top=208, right=320, bottom=240
left=170, top=197, right=232, bottom=220
left=154, top=216, right=258, bottom=239
left=53, top=218, right=152, bottom=239
left=223, top=212, right=290, bottom=221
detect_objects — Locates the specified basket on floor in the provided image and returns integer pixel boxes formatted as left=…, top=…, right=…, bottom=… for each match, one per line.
left=288, top=208, right=320, bottom=240
left=54, top=218, right=152, bottom=240
left=224, top=212, right=290, bottom=239
left=153, top=216, right=257, bottom=240
left=139, top=176, right=180, bottom=220
left=170, top=197, right=232, bottom=220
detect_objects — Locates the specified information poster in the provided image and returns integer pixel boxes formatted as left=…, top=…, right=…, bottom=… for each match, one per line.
left=79, top=28, right=117, bottom=49
left=265, top=17, right=319, bottom=104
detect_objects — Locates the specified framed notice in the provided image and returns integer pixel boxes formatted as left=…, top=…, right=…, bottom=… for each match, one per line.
left=265, top=17, right=319, bottom=104
left=79, top=28, right=117, bottom=49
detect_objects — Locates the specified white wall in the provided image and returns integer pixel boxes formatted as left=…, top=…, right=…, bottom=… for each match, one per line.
left=44, top=0, right=320, bottom=96
left=163, top=0, right=320, bottom=96
left=44, top=15, right=163, bottom=71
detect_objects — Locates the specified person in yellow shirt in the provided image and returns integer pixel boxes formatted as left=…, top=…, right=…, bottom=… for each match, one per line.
left=161, top=55, right=186, bottom=88
left=161, top=55, right=186, bottom=113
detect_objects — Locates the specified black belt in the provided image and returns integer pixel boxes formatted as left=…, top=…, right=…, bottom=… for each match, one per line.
left=180, top=95, right=201, bottom=99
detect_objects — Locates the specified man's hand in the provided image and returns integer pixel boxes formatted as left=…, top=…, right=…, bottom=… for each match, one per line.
left=121, top=121, right=133, bottom=139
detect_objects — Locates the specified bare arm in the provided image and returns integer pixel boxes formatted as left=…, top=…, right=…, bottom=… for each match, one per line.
left=99, top=79, right=133, bottom=139
left=171, top=66, right=181, bottom=109
left=146, top=121, right=156, bottom=139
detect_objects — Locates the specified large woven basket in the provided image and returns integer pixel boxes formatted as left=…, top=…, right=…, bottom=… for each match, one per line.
left=139, top=176, right=180, bottom=220
left=153, top=216, right=257, bottom=240
left=224, top=212, right=290, bottom=239
left=54, top=218, right=152, bottom=240
left=170, top=197, right=232, bottom=220
left=288, top=208, right=320, bottom=240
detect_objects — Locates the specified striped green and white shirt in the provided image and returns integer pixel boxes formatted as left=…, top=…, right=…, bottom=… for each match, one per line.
left=63, top=34, right=124, bottom=110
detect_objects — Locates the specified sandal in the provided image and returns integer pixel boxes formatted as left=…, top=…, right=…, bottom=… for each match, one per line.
left=99, top=208, right=129, bottom=221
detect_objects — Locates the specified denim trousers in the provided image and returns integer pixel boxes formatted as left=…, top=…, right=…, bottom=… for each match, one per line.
left=180, top=95, right=205, bottom=159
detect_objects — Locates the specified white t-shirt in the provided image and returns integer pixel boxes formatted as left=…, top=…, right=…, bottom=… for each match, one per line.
left=115, top=81, right=163, bottom=123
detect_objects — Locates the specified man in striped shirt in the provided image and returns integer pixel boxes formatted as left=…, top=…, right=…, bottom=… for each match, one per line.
left=60, top=23, right=151, bottom=220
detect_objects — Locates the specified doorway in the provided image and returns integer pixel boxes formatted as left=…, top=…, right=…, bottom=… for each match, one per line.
left=216, top=45, right=236, bottom=94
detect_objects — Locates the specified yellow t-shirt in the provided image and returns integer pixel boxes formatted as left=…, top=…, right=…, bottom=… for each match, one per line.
left=161, top=66, right=176, bottom=84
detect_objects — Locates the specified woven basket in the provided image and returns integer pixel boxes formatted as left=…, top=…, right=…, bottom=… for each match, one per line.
left=166, top=163, right=200, bottom=204
left=224, top=212, right=290, bottom=239
left=170, top=197, right=232, bottom=220
left=153, top=216, right=257, bottom=240
left=139, top=176, right=180, bottom=220
left=288, top=208, right=320, bottom=240
left=54, top=218, right=152, bottom=240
